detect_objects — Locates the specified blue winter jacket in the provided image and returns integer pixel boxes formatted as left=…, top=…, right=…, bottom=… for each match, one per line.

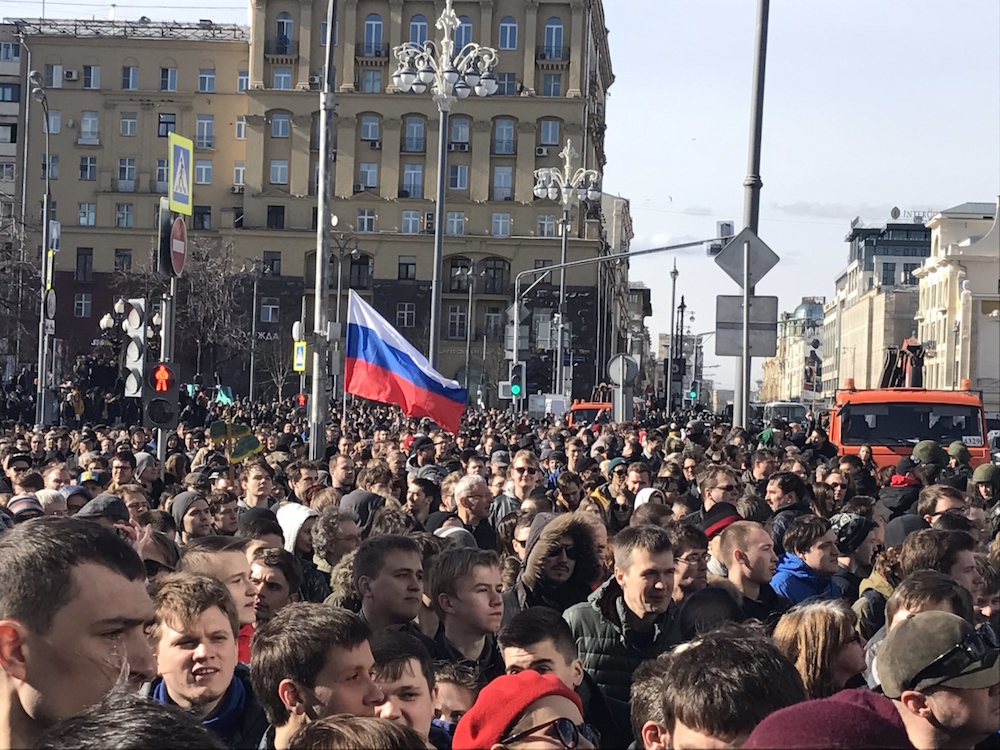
left=770, top=553, right=841, bottom=606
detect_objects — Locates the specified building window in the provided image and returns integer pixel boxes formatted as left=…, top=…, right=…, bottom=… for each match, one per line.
left=43, top=64, right=61, bottom=89
left=404, top=117, right=425, bottom=151
left=73, top=293, right=92, bottom=318
left=903, top=263, right=919, bottom=285
left=118, top=158, right=136, bottom=190
left=196, top=115, right=214, bottom=148
left=0, top=83, right=18, bottom=102
left=276, top=11, right=294, bottom=43
left=261, top=296, right=280, bottom=323
left=0, top=162, right=13, bottom=182
left=160, top=67, right=177, bottom=91
left=450, top=257, right=471, bottom=292
left=195, top=160, right=213, bottom=185
left=193, top=206, right=211, bottom=230
left=455, top=16, right=473, bottom=48
left=496, top=72, right=517, bottom=96
left=115, top=203, right=134, bottom=228
left=499, top=16, right=517, bottom=49
left=266, top=205, right=285, bottom=230
left=543, top=17, right=564, bottom=58
left=542, top=73, right=562, bottom=97
left=447, top=305, right=467, bottom=340
left=451, top=117, right=470, bottom=144
left=881, top=262, right=896, bottom=287
left=79, top=156, right=97, bottom=181
left=270, top=160, right=288, bottom=185
left=449, top=165, right=468, bottom=190
left=77, top=203, right=96, bottom=226
left=493, top=119, right=515, bottom=154
left=485, top=306, right=501, bottom=334
left=409, top=15, right=428, bottom=44
left=402, top=164, right=423, bottom=198
left=364, top=14, right=383, bottom=56
left=0, top=124, right=15, bottom=144
left=492, top=212, right=511, bottom=237
left=359, top=162, right=378, bottom=187
left=41, top=156, right=58, bottom=180
left=446, top=211, right=465, bottom=236
left=199, top=68, right=216, bottom=93
left=357, top=209, right=375, bottom=233
left=44, top=110, right=60, bottom=134
left=492, top=166, right=513, bottom=201
left=271, top=113, right=290, bottom=138
left=234, top=161, right=245, bottom=185
left=237, top=70, right=249, bottom=92
left=83, top=65, right=100, bottom=89
left=483, top=257, right=509, bottom=294
left=119, top=111, right=138, bottom=137
left=398, top=255, right=416, bottom=280
left=75, top=247, right=93, bottom=282
left=361, top=70, right=382, bottom=93
left=236, top=116, right=246, bottom=139
left=156, top=159, right=168, bottom=189
left=349, top=255, right=372, bottom=288
left=80, top=111, right=100, bottom=143
left=361, top=115, right=380, bottom=141
left=402, top=210, right=420, bottom=234
left=540, top=119, right=560, bottom=145
left=537, top=214, right=556, bottom=237
left=121, top=65, right=138, bottom=90
left=263, top=251, right=281, bottom=276
left=397, top=302, right=415, bottom=328
left=273, top=67, right=292, bottom=89
left=534, top=259, right=553, bottom=269
left=115, top=248, right=132, bottom=272
left=158, top=113, right=176, bottom=137
left=0, top=43, right=19, bottom=61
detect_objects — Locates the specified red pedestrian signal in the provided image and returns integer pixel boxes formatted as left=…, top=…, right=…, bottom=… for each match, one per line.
left=153, top=363, right=172, bottom=393
left=297, top=393, right=307, bottom=407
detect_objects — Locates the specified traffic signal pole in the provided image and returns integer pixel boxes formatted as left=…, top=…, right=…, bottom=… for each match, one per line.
left=156, top=277, right=177, bottom=476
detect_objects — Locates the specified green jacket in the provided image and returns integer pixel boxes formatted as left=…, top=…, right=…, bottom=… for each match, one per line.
left=563, top=577, right=680, bottom=702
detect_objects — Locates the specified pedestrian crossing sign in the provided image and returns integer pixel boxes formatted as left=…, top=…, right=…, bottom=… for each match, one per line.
left=168, top=132, right=193, bottom=216
left=293, top=340, right=307, bottom=373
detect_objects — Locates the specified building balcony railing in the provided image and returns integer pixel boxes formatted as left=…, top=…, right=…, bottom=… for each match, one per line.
left=152, top=179, right=168, bottom=193
left=357, top=41, right=390, bottom=59
left=536, top=45, right=570, bottom=61
left=116, top=178, right=135, bottom=192
left=402, top=137, right=425, bottom=152
left=264, top=39, right=298, bottom=57
left=78, top=133, right=100, bottom=146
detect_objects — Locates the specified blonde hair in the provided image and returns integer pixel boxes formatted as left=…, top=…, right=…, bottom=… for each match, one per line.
left=772, top=599, right=858, bottom=699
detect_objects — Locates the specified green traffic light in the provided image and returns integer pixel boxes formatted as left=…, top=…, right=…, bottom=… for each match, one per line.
left=511, top=383, right=522, bottom=396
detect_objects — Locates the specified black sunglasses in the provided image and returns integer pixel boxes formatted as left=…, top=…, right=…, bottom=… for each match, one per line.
left=903, top=625, right=999, bottom=692
left=546, top=544, right=577, bottom=561
left=144, top=559, right=174, bottom=578
left=502, top=717, right=599, bottom=749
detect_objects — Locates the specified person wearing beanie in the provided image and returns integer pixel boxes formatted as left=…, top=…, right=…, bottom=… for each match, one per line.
left=452, top=671, right=595, bottom=750
left=75, top=494, right=130, bottom=528
left=275, top=502, right=329, bottom=604
left=830, top=513, right=878, bottom=603
left=876, top=456, right=926, bottom=522
left=171, top=491, right=213, bottom=546
left=7, top=494, right=44, bottom=523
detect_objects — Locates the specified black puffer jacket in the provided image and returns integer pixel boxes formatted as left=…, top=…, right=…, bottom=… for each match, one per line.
left=876, top=483, right=921, bottom=522
left=563, top=577, right=680, bottom=702
left=501, top=512, right=601, bottom=627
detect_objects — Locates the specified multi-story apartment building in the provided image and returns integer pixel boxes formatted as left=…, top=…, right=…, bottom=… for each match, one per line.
left=17, top=0, right=621, bottom=399
left=759, top=296, right=824, bottom=405
left=0, top=24, right=24, bottom=379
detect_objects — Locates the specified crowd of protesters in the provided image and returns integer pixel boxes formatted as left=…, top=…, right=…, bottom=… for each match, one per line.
left=0, top=398, right=998, bottom=750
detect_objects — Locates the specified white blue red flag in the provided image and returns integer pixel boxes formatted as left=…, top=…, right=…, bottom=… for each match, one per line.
left=345, top=290, right=467, bottom=432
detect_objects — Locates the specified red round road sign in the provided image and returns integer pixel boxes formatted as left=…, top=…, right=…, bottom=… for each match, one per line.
left=170, top=217, right=187, bottom=276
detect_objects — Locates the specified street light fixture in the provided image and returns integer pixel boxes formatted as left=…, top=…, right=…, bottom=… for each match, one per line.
left=532, top=139, right=601, bottom=397
left=392, top=0, right=498, bottom=369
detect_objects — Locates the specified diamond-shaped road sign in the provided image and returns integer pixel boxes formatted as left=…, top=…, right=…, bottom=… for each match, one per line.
left=506, top=302, right=529, bottom=324
left=714, top=228, right=779, bottom=289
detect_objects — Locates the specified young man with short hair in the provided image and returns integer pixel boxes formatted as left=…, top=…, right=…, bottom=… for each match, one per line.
left=899, top=529, right=983, bottom=599
left=250, top=604, right=384, bottom=750
left=0, top=517, right=157, bottom=748
left=178, top=536, right=258, bottom=663
left=499, top=606, right=631, bottom=748
left=720, top=520, right=788, bottom=624
left=564, top=524, right=679, bottom=702
left=770, top=515, right=841, bottom=605
left=764, top=472, right=811, bottom=557
left=171, top=491, right=214, bottom=546
left=249, top=547, right=301, bottom=624
left=145, top=572, right=268, bottom=748
left=429, top=547, right=506, bottom=682
left=354, top=535, right=432, bottom=645
left=662, top=521, right=709, bottom=607
left=209, top=491, right=240, bottom=535
left=238, top=460, right=276, bottom=514
left=916, top=484, right=968, bottom=526
left=285, top=461, right=319, bottom=506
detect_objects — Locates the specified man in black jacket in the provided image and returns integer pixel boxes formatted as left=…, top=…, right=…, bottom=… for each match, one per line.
left=719, top=520, right=790, bottom=628
left=499, top=607, right=632, bottom=750
left=876, top=457, right=925, bottom=521
left=764, top=471, right=812, bottom=557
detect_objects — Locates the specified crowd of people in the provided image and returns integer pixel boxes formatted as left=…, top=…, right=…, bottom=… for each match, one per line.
left=0, top=400, right=998, bottom=750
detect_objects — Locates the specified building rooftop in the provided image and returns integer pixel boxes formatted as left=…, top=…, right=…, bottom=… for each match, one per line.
left=936, top=202, right=996, bottom=218
left=8, top=17, right=249, bottom=41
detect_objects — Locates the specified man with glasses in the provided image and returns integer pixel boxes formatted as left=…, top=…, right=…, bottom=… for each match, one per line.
left=454, top=475, right=497, bottom=551
left=685, top=463, right=740, bottom=529
left=592, top=457, right=628, bottom=510
left=880, top=611, right=999, bottom=749
left=491, top=450, right=539, bottom=527
left=663, top=521, right=710, bottom=607
left=917, top=485, right=968, bottom=526
left=108, top=452, right=136, bottom=491
left=823, top=470, right=852, bottom=506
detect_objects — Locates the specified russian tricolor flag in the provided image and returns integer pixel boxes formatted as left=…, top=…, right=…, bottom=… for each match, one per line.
left=345, top=290, right=467, bottom=433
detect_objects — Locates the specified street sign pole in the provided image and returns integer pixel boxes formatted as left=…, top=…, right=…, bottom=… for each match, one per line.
left=742, top=239, right=751, bottom=428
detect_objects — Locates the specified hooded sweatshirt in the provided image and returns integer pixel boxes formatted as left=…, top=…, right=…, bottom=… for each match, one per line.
left=275, top=503, right=318, bottom=555
left=770, top=553, right=841, bottom=606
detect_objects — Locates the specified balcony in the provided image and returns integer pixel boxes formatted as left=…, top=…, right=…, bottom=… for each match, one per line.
left=357, top=41, right=390, bottom=59
left=402, top=137, right=425, bottom=153
left=77, top=133, right=100, bottom=146
left=116, top=179, right=135, bottom=193
left=264, top=39, right=298, bottom=61
left=492, top=140, right=515, bottom=156
left=151, top=179, right=168, bottom=193
left=536, top=45, right=570, bottom=62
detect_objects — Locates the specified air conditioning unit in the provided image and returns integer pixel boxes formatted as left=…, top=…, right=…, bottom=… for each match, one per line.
left=230, top=185, right=240, bottom=194
left=447, top=143, right=458, bottom=152
left=64, top=69, right=79, bottom=81
left=354, top=183, right=364, bottom=193
left=457, top=143, right=469, bottom=152
left=308, top=75, right=321, bottom=88
left=535, top=146, right=549, bottom=157
left=370, top=140, right=381, bottom=150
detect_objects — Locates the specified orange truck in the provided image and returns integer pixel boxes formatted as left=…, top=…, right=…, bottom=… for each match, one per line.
left=829, top=342, right=990, bottom=469
left=567, top=400, right=612, bottom=427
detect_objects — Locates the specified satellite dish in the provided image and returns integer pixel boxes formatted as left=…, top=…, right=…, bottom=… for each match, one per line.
left=891, top=206, right=901, bottom=220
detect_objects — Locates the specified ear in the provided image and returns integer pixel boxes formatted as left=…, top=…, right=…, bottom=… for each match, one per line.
left=641, top=720, right=670, bottom=750
left=278, top=678, right=308, bottom=717
left=0, top=621, right=28, bottom=682
left=290, top=591, right=300, bottom=603
left=899, top=690, right=933, bottom=719
left=569, top=657, right=585, bottom=689
left=614, top=566, right=625, bottom=587
left=357, top=574, right=373, bottom=599
left=437, top=591, right=456, bottom=616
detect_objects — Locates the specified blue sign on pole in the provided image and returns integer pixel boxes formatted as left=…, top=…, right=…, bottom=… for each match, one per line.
left=168, top=133, right=193, bottom=216
left=293, top=341, right=307, bottom=373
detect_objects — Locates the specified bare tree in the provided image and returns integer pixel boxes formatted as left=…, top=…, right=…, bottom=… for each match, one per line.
left=256, top=335, right=294, bottom=400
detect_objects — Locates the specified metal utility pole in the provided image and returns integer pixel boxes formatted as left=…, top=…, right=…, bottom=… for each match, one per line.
left=309, top=0, right=338, bottom=461
left=734, top=0, right=770, bottom=429
left=29, top=70, right=51, bottom=427
left=665, top=260, right=678, bottom=414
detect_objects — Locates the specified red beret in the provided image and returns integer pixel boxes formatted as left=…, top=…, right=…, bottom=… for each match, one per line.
left=452, top=671, right=583, bottom=750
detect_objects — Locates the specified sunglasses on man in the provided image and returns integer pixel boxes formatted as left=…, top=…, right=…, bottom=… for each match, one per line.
left=501, top=718, right=599, bottom=750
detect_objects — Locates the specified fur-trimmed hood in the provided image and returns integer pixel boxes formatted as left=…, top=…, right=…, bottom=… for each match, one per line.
left=522, top=512, right=602, bottom=590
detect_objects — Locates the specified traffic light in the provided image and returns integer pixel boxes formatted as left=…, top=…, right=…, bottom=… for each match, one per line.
left=509, top=361, right=525, bottom=398
left=123, top=298, right=146, bottom=398
left=688, top=380, right=700, bottom=401
left=143, top=361, right=179, bottom=429
left=295, top=392, right=308, bottom=417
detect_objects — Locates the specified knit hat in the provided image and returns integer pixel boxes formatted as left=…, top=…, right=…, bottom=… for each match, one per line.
left=8, top=494, right=44, bottom=522
left=453, top=671, right=583, bottom=750
left=606, top=456, right=627, bottom=476
left=879, top=611, right=1000, bottom=700
left=411, top=436, right=434, bottom=453
left=947, top=440, right=971, bottom=464
left=490, top=450, right=511, bottom=468
left=633, top=487, right=664, bottom=509
left=912, top=440, right=947, bottom=467
left=742, top=689, right=911, bottom=749
left=170, top=491, right=204, bottom=530
left=893, top=456, right=920, bottom=476
left=829, top=513, right=875, bottom=555
left=76, top=494, right=129, bottom=524
left=698, top=502, right=741, bottom=539
left=433, top=526, right=478, bottom=548
left=883, top=514, right=928, bottom=550
left=276, top=502, right=318, bottom=555
left=134, top=451, right=156, bottom=478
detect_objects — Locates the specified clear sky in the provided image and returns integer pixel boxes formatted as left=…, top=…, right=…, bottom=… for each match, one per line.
left=6, top=0, right=998, bottom=389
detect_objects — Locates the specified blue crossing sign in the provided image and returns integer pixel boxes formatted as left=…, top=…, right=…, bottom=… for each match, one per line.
left=168, top=132, right=193, bottom=216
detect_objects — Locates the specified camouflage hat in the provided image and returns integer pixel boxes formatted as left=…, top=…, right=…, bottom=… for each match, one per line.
left=911, top=440, right=948, bottom=467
